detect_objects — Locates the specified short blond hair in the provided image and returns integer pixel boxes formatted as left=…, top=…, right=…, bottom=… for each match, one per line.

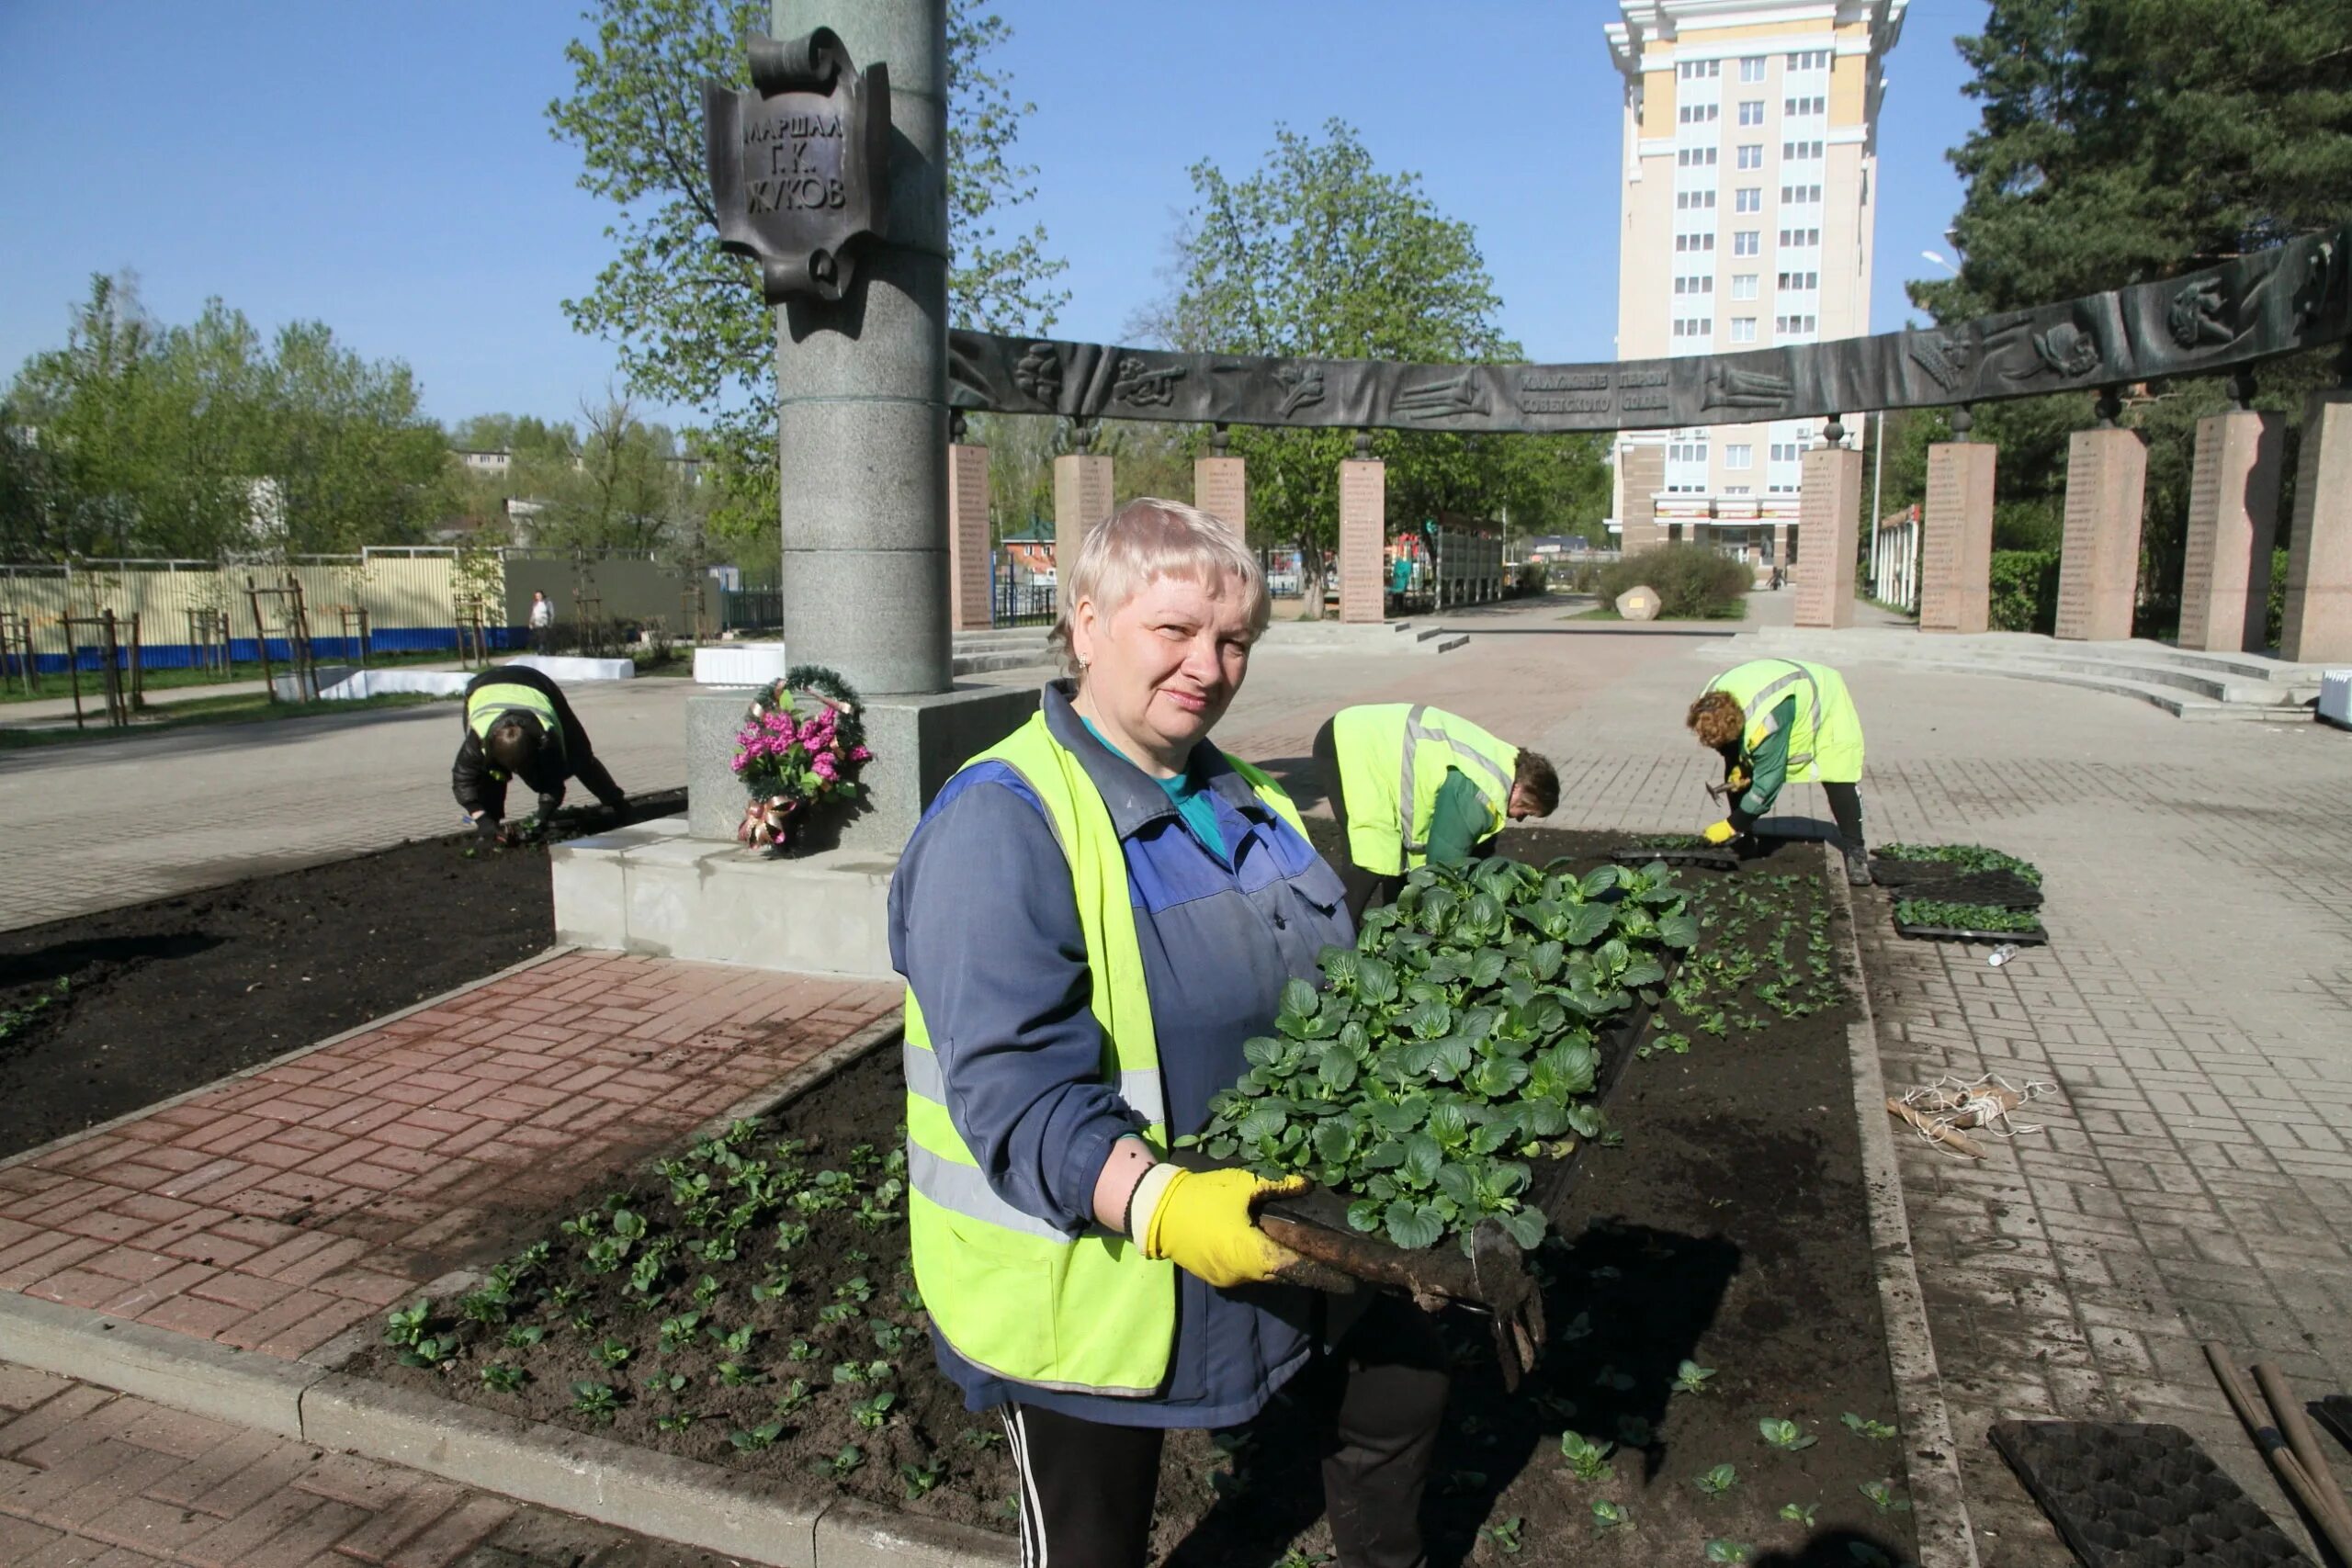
left=1051, top=498, right=1266, bottom=671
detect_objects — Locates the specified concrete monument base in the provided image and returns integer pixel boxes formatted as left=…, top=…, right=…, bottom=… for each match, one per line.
left=685, top=683, right=1039, bottom=852
left=2178, top=410, right=2282, bottom=653
left=1793, top=446, right=1863, bottom=628
left=2282, top=390, right=2352, bottom=661
left=552, top=818, right=898, bottom=978
left=1919, top=443, right=1996, bottom=634
left=2056, top=426, right=2148, bottom=642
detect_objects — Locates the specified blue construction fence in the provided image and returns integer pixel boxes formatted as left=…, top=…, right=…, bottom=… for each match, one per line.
left=6, top=626, right=524, bottom=678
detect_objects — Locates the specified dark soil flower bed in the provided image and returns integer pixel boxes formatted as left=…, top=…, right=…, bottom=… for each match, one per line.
left=354, top=828, right=1915, bottom=1567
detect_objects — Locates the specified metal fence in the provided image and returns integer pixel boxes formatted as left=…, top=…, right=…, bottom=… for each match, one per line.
left=992, top=557, right=1057, bottom=627
left=720, top=586, right=782, bottom=634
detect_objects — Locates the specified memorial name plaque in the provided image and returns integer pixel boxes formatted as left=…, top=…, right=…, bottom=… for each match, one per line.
left=704, top=29, right=891, bottom=304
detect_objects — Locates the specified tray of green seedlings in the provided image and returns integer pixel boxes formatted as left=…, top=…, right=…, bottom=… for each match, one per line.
left=1871, top=842, right=2041, bottom=902
left=1610, top=832, right=1737, bottom=872
left=1891, top=897, right=2048, bottom=946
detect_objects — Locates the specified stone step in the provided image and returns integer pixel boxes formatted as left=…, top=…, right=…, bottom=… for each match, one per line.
left=950, top=647, right=1056, bottom=675
left=951, top=626, right=1051, bottom=648
left=1997, top=652, right=2320, bottom=705
left=1911, top=660, right=2316, bottom=722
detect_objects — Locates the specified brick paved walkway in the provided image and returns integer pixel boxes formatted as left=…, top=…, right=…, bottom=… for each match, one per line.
left=0, top=1362, right=728, bottom=1566
left=0, top=951, right=895, bottom=1361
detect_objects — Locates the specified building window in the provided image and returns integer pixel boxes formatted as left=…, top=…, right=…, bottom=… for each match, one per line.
left=1672, top=232, right=1717, bottom=253
left=1780, top=184, right=1822, bottom=204
left=1733, top=187, right=1759, bottom=213
left=1668, top=440, right=1710, bottom=463
left=1676, top=189, right=1717, bottom=210
left=1785, top=96, right=1826, bottom=117
left=1672, top=275, right=1714, bottom=295
left=1736, top=144, right=1763, bottom=170
left=1782, top=140, right=1824, bottom=161
left=1679, top=58, right=1722, bottom=80
left=1671, top=317, right=1715, bottom=338
left=1770, top=441, right=1804, bottom=464
left=1732, top=273, right=1758, bottom=299
left=1774, top=313, right=1818, bottom=334
left=1740, top=56, right=1766, bottom=82
left=1725, top=444, right=1754, bottom=469
left=1776, top=270, right=1819, bottom=290
left=1734, top=231, right=1759, bottom=256
left=1730, top=317, right=1757, bottom=343
left=1676, top=147, right=1720, bottom=167
left=1737, top=99, right=1764, bottom=126
left=1786, top=49, right=1829, bottom=72
left=1778, top=227, right=1821, bottom=247
left=1724, top=485, right=1753, bottom=496
left=1679, top=102, right=1720, bottom=124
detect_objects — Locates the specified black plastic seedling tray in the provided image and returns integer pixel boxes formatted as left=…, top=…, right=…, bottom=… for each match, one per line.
left=1871, top=863, right=2044, bottom=908
left=1611, top=843, right=1738, bottom=872
left=1893, top=919, right=2049, bottom=947
left=1990, top=1419, right=2315, bottom=1568
left=2312, top=1393, right=2352, bottom=1456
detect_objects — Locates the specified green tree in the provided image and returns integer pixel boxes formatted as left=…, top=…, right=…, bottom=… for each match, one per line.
left=1910, top=0, right=2352, bottom=635
left=547, top=0, right=1068, bottom=535
left=1149, top=120, right=1589, bottom=614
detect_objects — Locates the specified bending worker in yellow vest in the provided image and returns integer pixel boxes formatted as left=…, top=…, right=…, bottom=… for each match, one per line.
left=890, top=502, right=1448, bottom=1568
left=449, top=664, right=628, bottom=844
left=1313, top=704, right=1560, bottom=920
left=1687, top=657, right=1870, bottom=885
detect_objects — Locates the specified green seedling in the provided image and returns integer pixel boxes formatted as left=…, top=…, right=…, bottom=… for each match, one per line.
left=480, top=1364, right=526, bottom=1393
left=871, top=1321, right=911, bottom=1354
left=901, top=1460, right=946, bottom=1498
left=1591, top=1499, right=1629, bottom=1532
left=1276, top=1551, right=1334, bottom=1568
left=658, top=1313, right=702, bottom=1353
left=716, top=1360, right=763, bottom=1388
left=399, top=1336, right=458, bottom=1368
left=1592, top=1363, right=1635, bottom=1392
left=1841, top=1413, right=1897, bottom=1440
left=851, top=1391, right=898, bottom=1429
left=752, top=1269, right=794, bottom=1303
left=1859, top=1480, right=1910, bottom=1513
left=832, top=1359, right=888, bottom=1384
left=570, top=1382, right=620, bottom=1424
left=691, top=1273, right=722, bottom=1306
left=646, top=1371, right=689, bottom=1393
left=1674, top=1359, right=1716, bottom=1395
left=719, top=1324, right=756, bottom=1355
left=962, top=1427, right=1005, bottom=1451
left=819, top=1303, right=861, bottom=1325
left=1893, top=897, right=2042, bottom=934
left=1617, top=1416, right=1654, bottom=1447
left=1694, top=1463, right=1739, bottom=1496
left=821, top=1444, right=865, bottom=1479
left=1559, top=1430, right=1614, bottom=1481
left=1779, top=1502, right=1819, bottom=1526
left=729, top=1420, right=785, bottom=1452
left=655, top=1411, right=696, bottom=1433
left=775, top=1378, right=813, bottom=1416
left=1703, top=1540, right=1751, bottom=1564
left=548, top=1283, right=584, bottom=1310
left=835, top=1274, right=875, bottom=1303
left=594, top=1338, right=631, bottom=1368
left=383, top=1301, right=431, bottom=1347
left=774, top=1220, right=811, bottom=1252
left=786, top=1339, right=819, bottom=1362
left=567, top=1310, right=598, bottom=1335
left=1480, top=1516, right=1524, bottom=1556
left=1758, top=1416, right=1817, bottom=1451
left=503, top=1324, right=545, bottom=1348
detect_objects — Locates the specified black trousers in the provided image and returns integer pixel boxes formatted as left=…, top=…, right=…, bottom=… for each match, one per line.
left=1000, top=1295, right=1451, bottom=1568
left=1821, top=781, right=1866, bottom=853
left=1312, top=718, right=1401, bottom=925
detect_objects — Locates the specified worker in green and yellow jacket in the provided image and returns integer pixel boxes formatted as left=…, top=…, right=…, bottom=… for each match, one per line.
left=1687, top=657, right=1869, bottom=884
left=450, top=664, right=628, bottom=844
left=1314, top=704, right=1560, bottom=920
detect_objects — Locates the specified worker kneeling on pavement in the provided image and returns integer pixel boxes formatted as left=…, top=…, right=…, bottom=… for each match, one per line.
left=1314, top=703, right=1560, bottom=921
left=1688, top=657, right=1870, bottom=884
left=890, top=500, right=1449, bottom=1568
left=450, top=664, right=628, bottom=844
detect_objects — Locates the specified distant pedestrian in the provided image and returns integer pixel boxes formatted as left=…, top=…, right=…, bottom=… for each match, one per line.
left=528, top=590, right=555, bottom=653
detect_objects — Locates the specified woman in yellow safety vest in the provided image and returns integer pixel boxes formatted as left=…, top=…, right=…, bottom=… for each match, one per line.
left=1687, top=657, right=1870, bottom=884
left=888, top=500, right=1449, bottom=1568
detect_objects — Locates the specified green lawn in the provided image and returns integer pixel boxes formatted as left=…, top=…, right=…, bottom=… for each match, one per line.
left=0, top=691, right=453, bottom=750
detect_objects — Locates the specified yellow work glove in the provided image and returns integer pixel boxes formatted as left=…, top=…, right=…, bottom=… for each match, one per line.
left=1702, top=819, right=1737, bottom=846
left=1134, top=1167, right=1306, bottom=1289
left=1725, top=764, right=1751, bottom=791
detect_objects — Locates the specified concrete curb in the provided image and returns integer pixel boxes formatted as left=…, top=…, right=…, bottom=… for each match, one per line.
left=0, top=1004, right=1014, bottom=1566
left=1825, top=841, right=1982, bottom=1568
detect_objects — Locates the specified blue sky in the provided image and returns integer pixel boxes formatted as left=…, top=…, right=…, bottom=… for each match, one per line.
left=0, top=0, right=1989, bottom=432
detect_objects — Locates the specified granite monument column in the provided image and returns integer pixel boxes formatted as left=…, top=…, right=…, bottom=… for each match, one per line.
left=946, top=414, right=992, bottom=632
left=1793, top=421, right=1861, bottom=629
left=1918, top=430, right=1996, bottom=634
left=2054, top=395, right=2147, bottom=642
left=1193, top=425, right=1247, bottom=538
left=1339, top=437, right=1386, bottom=624
left=1052, top=424, right=1114, bottom=607
left=2177, top=387, right=2281, bottom=653
left=2279, top=389, right=2352, bottom=660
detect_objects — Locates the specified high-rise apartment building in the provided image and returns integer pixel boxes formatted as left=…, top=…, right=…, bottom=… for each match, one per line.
left=1605, top=1, right=1908, bottom=567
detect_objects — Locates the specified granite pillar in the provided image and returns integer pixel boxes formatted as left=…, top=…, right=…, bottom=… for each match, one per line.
left=1919, top=442, right=1996, bottom=634
left=2054, top=426, right=2147, bottom=642
left=1193, top=455, right=1247, bottom=538
left=1793, top=446, right=1862, bottom=628
left=2279, top=389, right=2352, bottom=660
left=1052, top=451, right=1114, bottom=608
left=946, top=440, right=991, bottom=632
left=1617, top=442, right=1665, bottom=555
left=1339, top=457, right=1386, bottom=624
left=2178, top=409, right=2282, bottom=653
left=1770, top=522, right=1788, bottom=570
